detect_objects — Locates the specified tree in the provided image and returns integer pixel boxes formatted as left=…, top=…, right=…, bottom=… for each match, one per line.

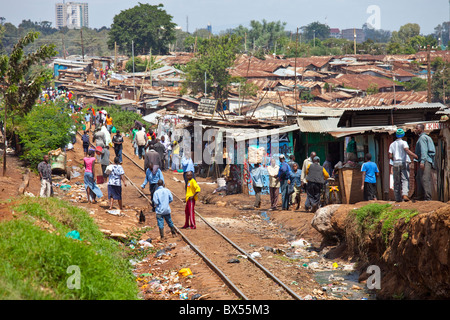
left=0, top=31, right=56, bottom=175
left=125, top=56, right=163, bottom=73
left=431, top=58, right=450, bottom=103
left=301, top=22, right=330, bottom=41
left=108, top=3, right=176, bottom=56
left=225, top=20, right=288, bottom=54
left=182, top=35, right=242, bottom=100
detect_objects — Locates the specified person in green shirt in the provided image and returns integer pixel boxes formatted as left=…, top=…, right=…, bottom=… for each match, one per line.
left=132, top=125, right=139, bottom=156
left=346, top=136, right=357, bottom=162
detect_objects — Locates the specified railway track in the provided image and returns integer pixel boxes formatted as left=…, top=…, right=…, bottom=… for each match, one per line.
left=78, top=132, right=303, bottom=300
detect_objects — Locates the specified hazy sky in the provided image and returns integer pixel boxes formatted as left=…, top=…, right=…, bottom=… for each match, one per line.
left=1, top=0, right=449, bottom=34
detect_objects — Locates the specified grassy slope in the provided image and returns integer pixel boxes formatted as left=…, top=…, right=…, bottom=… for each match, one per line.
left=0, top=197, right=139, bottom=300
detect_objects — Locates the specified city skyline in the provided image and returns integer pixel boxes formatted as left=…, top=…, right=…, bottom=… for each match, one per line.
left=0, top=0, right=449, bottom=35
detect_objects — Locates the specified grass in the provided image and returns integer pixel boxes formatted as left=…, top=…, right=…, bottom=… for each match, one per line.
left=350, top=203, right=418, bottom=244
left=0, top=197, right=139, bottom=300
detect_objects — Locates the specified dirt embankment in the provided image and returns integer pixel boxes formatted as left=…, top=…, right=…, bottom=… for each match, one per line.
left=327, top=201, right=450, bottom=299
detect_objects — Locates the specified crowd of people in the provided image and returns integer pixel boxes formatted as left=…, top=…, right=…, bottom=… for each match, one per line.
left=249, top=123, right=436, bottom=213
left=36, top=106, right=435, bottom=238
left=37, top=106, right=201, bottom=240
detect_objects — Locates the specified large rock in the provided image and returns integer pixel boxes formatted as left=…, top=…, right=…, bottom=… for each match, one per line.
left=311, top=204, right=341, bottom=238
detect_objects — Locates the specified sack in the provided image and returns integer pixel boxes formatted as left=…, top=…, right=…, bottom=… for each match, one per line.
left=111, top=126, right=116, bottom=133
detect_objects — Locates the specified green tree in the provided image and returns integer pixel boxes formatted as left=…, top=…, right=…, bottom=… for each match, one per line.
left=17, top=101, right=76, bottom=167
left=182, top=35, right=242, bottom=100
left=301, top=22, right=330, bottom=41
left=431, top=58, right=450, bottom=103
left=402, top=77, right=428, bottom=91
left=0, top=31, right=56, bottom=174
left=108, top=3, right=176, bottom=56
left=125, top=56, right=163, bottom=73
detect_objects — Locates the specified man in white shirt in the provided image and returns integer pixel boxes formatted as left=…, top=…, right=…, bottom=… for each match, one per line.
left=388, top=129, right=418, bottom=202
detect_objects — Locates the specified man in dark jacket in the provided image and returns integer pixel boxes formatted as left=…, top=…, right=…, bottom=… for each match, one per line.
left=153, top=138, right=166, bottom=170
left=305, top=156, right=330, bottom=213
left=144, top=144, right=161, bottom=172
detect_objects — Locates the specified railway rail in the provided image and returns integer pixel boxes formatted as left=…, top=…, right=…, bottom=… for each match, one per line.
left=78, top=132, right=303, bottom=300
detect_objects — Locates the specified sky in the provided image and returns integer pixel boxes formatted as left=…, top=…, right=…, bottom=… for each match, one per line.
left=0, top=0, right=449, bottom=35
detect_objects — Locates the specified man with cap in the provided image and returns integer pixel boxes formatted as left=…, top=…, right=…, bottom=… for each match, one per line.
left=388, top=128, right=418, bottom=202
left=301, top=151, right=316, bottom=211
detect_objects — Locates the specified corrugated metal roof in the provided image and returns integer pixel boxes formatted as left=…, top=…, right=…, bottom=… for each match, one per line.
left=341, top=102, right=445, bottom=112
left=296, top=117, right=340, bottom=133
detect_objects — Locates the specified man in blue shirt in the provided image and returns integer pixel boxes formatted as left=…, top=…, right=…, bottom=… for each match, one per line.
left=414, top=124, right=435, bottom=201
left=181, top=153, right=195, bottom=190
left=152, top=179, right=176, bottom=239
left=361, top=153, right=379, bottom=201
left=288, top=163, right=302, bottom=210
left=141, top=163, right=164, bottom=212
left=278, top=154, right=291, bottom=210
left=251, top=163, right=264, bottom=208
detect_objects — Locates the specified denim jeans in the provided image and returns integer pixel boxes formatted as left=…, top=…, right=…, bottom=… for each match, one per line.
left=115, top=148, right=123, bottom=163
left=280, top=179, right=289, bottom=209
left=156, top=214, right=174, bottom=229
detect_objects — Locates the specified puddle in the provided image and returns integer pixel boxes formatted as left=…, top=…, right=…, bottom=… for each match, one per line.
left=314, top=269, right=376, bottom=300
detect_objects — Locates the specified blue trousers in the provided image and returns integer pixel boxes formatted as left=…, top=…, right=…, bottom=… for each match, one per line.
left=280, top=179, right=289, bottom=210
left=156, top=214, right=174, bottom=229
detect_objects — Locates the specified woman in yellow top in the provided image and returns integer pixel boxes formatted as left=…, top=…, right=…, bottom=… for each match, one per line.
left=182, top=171, right=201, bottom=229
left=105, top=114, right=113, bottom=133
left=304, top=156, right=330, bottom=213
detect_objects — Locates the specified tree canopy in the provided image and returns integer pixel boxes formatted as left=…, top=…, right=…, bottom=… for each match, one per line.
left=182, top=35, right=242, bottom=100
left=107, top=3, right=176, bottom=56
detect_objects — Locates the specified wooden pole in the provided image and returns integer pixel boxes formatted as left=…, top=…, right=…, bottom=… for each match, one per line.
left=294, top=27, right=299, bottom=115
left=427, top=45, right=432, bottom=103
left=80, top=29, right=85, bottom=61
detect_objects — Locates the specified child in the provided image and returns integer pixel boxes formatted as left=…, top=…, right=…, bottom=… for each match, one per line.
left=361, top=153, right=379, bottom=201
left=152, top=179, right=176, bottom=239
left=182, top=171, right=201, bottom=229
left=81, top=130, right=90, bottom=157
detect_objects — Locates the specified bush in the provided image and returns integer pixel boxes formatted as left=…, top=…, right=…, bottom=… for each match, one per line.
left=17, top=101, right=78, bottom=167
left=98, top=105, right=144, bottom=133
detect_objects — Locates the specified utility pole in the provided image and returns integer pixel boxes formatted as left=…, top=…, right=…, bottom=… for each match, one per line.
left=204, top=71, right=207, bottom=97
left=294, top=27, right=299, bottom=115
left=80, top=29, right=85, bottom=61
left=427, top=44, right=432, bottom=103
left=354, top=28, right=357, bottom=55
left=62, top=33, right=66, bottom=59
left=132, top=40, right=136, bottom=101
left=114, top=42, right=117, bottom=72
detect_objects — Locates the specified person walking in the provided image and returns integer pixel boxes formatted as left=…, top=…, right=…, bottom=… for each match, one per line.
left=267, top=158, right=280, bottom=210
left=83, top=149, right=103, bottom=204
left=278, top=154, right=291, bottom=210
left=182, top=171, right=200, bottom=229
left=361, top=153, right=379, bottom=201
left=305, top=156, right=330, bottom=213
left=135, top=127, right=148, bottom=160
left=112, top=130, right=124, bottom=164
left=301, top=152, right=316, bottom=211
left=144, top=144, right=161, bottom=173
left=38, top=154, right=52, bottom=198
left=81, top=130, right=90, bottom=158
left=153, top=138, right=166, bottom=170
left=93, top=127, right=106, bottom=149
left=107, top=157, right=127, bottom=210
left=171, top=140, right=180, bottom=171
left=181, top=153, right=195, bottom=190
left=251, top=163, right=264, bottom=208
left=141, top=162, right=165, bottom=212
left=152, top=179, right=177, bottom=239
left=99, top=145, right=110, bottom=182
left=105, top=114, right=113, bottom=133
left=389, top=128, right=418, bottom=202
left=288, top=162, right=302, bottom=210
left=414, top=124, right=436, bottom=201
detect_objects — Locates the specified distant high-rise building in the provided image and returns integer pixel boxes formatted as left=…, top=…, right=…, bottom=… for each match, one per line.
left=341, top=28, right=365, bottom=44
left=55, top=2, right=89, bottom=29
left=207, top=23, right=212, bottom=34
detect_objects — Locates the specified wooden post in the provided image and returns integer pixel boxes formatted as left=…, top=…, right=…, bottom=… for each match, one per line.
left=427, top=45, right=432, bottom=103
